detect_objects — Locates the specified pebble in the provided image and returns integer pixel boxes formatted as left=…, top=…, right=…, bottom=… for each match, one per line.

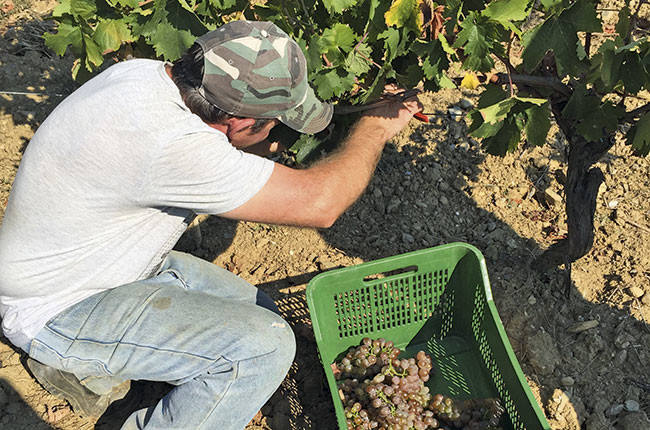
left=402, top=233, right=415, bottom=244
left=439, top=195, right=449, bottom=205
left=625, top=400, right=640, bottom=412
left=561, top=376, right=575, bottom=386
left=459, top=98, right=473, bottom=109
left=448, top=107, right=464, bottom=121
left=486, top=221, right=496, bottom=232
left=528, top=295, right=537, bottom=305
left=608, top=200, right=619, bottom=209
left=606, top=403, right=624, bottom=416
left=544, top=189, right=563, bottom=206
left=628, top=286, right=644, bottom=298
left=567, top=320, right=599, bottom=333
left=415, top=201, right=428, bottom=208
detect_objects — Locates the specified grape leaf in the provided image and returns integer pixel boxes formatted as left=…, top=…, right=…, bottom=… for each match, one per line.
left=319, top=24, right=356, bottom=54
left=43, top=19, right=83, bottom=56
left=52, top=0, right=71, bottom=17
left=525, top=102, right=551, bottom=146
left=575, top=102, right=624, bottom=141
left=522, top=0, right=601, bottom=76
left=384, top=0, right=421, bottom=32
left=616, top=5, right=631, bottom=37
left=452, top=12, right=498, bottom=72
left=468, top=109, right=504, bottom=138
left=480, top=96, right=546, bottom=124
left=313, top=69, right=355, bottom=100
left=290, top=134, right=322, bottom=163
left=70, top=0, right=98, bottom=20
left=378, top=27, right=401, bottom=63
left=626, top=111, right=650, bottom=156
left=322, top=0, right=357, bottom=14
left=139, top=0, right=208, bottom=61
left=481, top=115, right=522, bottom=155
left=345, top=42, right=373, bottom=75
left=150, top=21, right=196, bottom=60
left=82, top=32, right=104, bottom=68
left=483, top=0, right=530, bottom=24
left=93, top=19, right=134, bottom=53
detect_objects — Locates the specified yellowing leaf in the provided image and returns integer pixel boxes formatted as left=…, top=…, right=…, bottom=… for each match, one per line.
left=460, top=73, right=480, bottom=89
left=384, top=0, right=422, bottom=32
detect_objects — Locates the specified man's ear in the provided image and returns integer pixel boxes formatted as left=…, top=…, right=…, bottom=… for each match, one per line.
left=224, top=117, right=256, bottom=135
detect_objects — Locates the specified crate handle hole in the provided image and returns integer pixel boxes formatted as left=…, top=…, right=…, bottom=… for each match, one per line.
left=363, top=265, right=418, bottom=282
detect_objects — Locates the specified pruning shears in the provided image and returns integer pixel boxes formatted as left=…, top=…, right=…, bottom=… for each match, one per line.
left=333, top=89, right=430, bottom=122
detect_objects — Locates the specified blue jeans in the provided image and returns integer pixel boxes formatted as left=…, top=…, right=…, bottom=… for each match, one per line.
left=28, top=251, right=296, bottom=429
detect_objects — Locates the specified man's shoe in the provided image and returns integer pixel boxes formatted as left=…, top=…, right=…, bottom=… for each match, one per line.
left=26, top=358, right=130, bottom=417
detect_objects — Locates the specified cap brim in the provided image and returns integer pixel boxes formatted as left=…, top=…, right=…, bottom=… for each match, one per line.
left=279, top=87, right=333, bottom=134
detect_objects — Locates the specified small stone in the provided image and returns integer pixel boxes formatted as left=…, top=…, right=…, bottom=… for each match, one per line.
left=625, top=400, right=640, bottom=412
left=486, top=221, right=497, bottom=232
left=528, top=295, right=537, bottom=305
left=506, top=238, right=518, bottom=249
left=544, top=189, right=563, bottom=206
left=567, top=320, right=599, bottom=333
left=415, top=201, right=428, bottom=208
left=402, top=233, right=415, bottom=244
left=608, top=200, right=619, bottom=209
left=459, top=98, right=473, bottom=109
left=605, top=404, right=624, bottom=416
left=448, top=107, right=464, bottom=121
left=561, top=376, right=575, bottom=386
left=439, top=195, right=449, bottom=205
left=628, top=286, right=645, bottom=298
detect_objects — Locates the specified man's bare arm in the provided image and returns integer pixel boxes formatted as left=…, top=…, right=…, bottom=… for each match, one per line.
left=222, top=92, right=422, bottom=228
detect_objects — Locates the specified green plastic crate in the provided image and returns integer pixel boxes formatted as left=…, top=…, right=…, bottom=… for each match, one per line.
left=306, top=243, right=550, bottom=430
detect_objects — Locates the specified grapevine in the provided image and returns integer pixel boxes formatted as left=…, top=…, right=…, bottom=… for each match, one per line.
left=334, top=337, right=505, bottom=429
left=42, top=0, right=650, bottom=274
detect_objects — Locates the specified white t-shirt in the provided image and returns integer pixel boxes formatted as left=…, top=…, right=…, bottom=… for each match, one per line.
left=0, top=59, right=274, bottom=351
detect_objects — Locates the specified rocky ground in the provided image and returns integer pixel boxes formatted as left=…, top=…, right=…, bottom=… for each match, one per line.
left=1, top=2, right=650, bottom=430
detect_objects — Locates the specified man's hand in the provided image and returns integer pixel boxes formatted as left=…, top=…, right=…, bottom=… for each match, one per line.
left=358, top=85, right=424, bottom=143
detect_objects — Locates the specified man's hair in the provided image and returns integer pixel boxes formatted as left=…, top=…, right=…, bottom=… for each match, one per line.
left=170, top=43, right=271, bottom=133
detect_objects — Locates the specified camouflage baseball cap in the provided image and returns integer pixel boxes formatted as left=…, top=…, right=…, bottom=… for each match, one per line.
left=196, top=20, right=332, bottom=134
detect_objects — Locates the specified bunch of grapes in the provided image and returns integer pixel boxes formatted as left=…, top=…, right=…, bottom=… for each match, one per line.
left=334, top=338, right=505, bottom=430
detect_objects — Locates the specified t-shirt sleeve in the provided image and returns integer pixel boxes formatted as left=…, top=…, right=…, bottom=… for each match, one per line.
left=138, top=130, right=275, bottom=214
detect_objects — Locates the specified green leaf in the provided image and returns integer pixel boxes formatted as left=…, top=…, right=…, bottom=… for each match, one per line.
left=289, top=134, right=322, bottom=163
left=322, top=0, right=357, bottom=14
left=616, top=6, right=631, bottom=38
left=575, top=102, right=624, bottom=141
left=483, top=0, right=530, bottom=24
left=43, top=20, right=82, bottom=57
left=83, top=32, right=104, bottom=67
left=452, top=12, right=497, bottom=72
left=150, top=21, right=196, bottom=60
left=93, top=19, right=134, bottom=53
left=70, top=0, right=98, bottom=20
left=319, top=24, right=356, bottom=54
left=378, top=27, right=401, bottom=63
left=384, top=0, right=421, bottom=32
left=626, top=111, right=650, bottom=156
left=521, top=0, right=601, bottom=76
left=480, top=96, right=546, bottom=124
left=140, top=0, right=209, bottom=61
left=562, top=86, right=597, bottom=119
left=345, top=42, right=373, bottom=75
left=52, top=0, right=72, bottom=17
left=313, top=69, right=355, bottom=100
left=480, top=98, right=518, bottom=123
left=468, top=109, right=504, bottom=138
left=481, top=116, right=522, bottom=155
left=525, top=102, right=551, bottom=146
left=477, top=83, right=508, bottom=108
